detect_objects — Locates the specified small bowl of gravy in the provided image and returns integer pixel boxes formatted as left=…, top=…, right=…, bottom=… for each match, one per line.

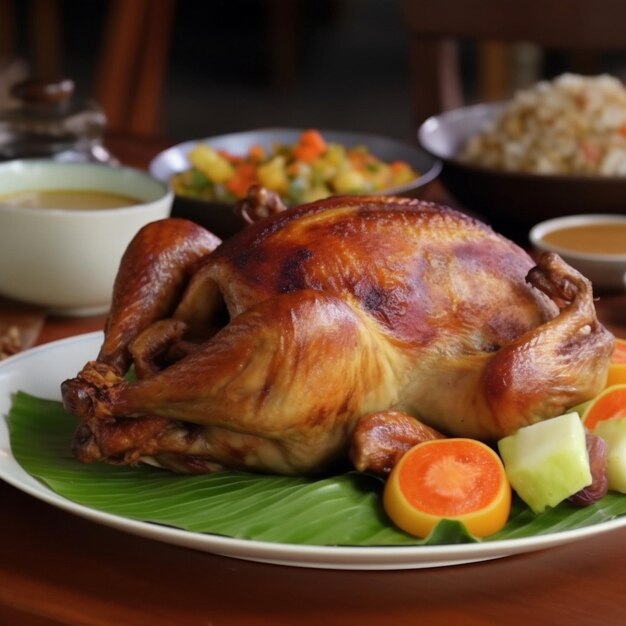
left=0, top=160, right=173, bottom=315
left=529, top=214, right=626, bottom=293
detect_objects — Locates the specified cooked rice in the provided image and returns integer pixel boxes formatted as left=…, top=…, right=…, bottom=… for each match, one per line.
left=461, top=73, right=626, bottom=176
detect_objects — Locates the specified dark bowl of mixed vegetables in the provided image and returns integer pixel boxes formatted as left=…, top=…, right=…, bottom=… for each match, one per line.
left=149, top=128, right=441, bottom=239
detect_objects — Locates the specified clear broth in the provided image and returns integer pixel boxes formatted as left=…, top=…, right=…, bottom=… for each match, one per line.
left=0, top=189, right=141, bottom=209
left=542, top=223, right=626, bottom=255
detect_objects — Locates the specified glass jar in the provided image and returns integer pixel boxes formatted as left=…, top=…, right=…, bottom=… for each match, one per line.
left=0, top=78, right=115, bottom=163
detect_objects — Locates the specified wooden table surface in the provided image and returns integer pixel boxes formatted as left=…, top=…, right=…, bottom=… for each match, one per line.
left=1, top=135, right=626, bottom=626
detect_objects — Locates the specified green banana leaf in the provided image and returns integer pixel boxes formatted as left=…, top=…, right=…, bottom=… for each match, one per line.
left=8, top=391, right=626, bottom=547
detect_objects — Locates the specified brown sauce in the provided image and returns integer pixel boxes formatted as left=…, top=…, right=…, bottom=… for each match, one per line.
left=0, top=189, right=140, bottom=209
left=541, top=223, right=626, bottom=255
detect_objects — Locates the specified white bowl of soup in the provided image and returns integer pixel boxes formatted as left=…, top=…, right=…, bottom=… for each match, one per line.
left=0, top=160, right=173, bottom=315
left=529, top=214, right=626, bottom=292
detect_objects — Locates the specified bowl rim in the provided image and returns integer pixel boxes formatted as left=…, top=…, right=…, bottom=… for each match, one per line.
left=529, top=213, right=626, bottom=262
left=0, top=158, right=172, bottom=215
left=149, top=127, right=442, bottom=202
left=418, top=102, right=626, bottom=184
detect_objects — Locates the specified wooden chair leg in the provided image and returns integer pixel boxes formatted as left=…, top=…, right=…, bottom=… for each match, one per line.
left=266, top=0, right=300, bottom=91
left=409, top=36, right=463, bottom=127
left=439, top=39, right=464, bottom=111
left=95, top=0, right=174, bottom=136
left=0, top=0, right=17, bottom=61
left=94, top=0, right=149, bottom=132
left=478, top=40, right=511, bottom=102
left=127, top=0, right=176, bottom=136
left=29, top=0, right=62, bottom=79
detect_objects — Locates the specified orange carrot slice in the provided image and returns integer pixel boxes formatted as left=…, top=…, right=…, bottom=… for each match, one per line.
left=217, top=149, right=243, bottom=165
left=390, top=160, right=411, bottom=173
left=346, top=149, right=371, bottom=170
left=293, top=129, right=327, bottom=163
left=226, top=163, right=258, bottom=198
left=583, top=384, right=626, bottom=431
left=607, top=364, right=626, bottom=388
left=383, top=438, right=511, bottom=538
left=249, top=144, right=266, bottom=162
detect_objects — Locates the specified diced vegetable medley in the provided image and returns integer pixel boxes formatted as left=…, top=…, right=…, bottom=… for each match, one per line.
left=171, top=129, right=420, bottom=205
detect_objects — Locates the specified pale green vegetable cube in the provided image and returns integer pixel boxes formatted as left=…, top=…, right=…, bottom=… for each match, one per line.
left=593, top=418, right=626, bottom=493
left=497, top=412, right=592, bottom=513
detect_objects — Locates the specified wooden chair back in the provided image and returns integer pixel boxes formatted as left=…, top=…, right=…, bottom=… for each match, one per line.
left=402, top=0, right=626, bottom=125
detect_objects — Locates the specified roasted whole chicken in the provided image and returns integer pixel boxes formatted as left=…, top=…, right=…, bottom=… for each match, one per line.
left=62, top=194, right=615, bottom=475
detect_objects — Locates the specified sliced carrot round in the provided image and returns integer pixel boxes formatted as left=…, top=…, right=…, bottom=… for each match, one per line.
left=383, top=438, right=511, bottom=538
left=607, top=363, right=626, bottom=388
left=582, top=384, right=626, bottom=431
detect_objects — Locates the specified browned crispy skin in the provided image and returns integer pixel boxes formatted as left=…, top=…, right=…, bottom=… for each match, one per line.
left=350, top=410, right=446, bottom=475
left=62, top=195, right=614, bottom=475
left=97, top=218, right=221, bottom=375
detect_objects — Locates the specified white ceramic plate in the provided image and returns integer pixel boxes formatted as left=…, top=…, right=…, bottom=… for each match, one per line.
left=2, top=333, right=626, bottom=570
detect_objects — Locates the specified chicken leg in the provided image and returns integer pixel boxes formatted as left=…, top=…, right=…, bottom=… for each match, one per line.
left=65, top=288, right=399, bottom=474
left=97, top=218, right=221, bottom=375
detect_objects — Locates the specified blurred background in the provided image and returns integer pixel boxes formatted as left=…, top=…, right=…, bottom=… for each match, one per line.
left=2, top=0, right=626, bottom=142
left=0, top=0, right=417, bottom=141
